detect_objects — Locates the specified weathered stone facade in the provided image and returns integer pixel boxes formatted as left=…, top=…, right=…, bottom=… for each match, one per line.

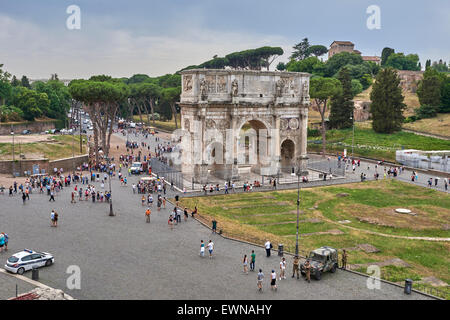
left=397, top=70, right=423, bottom=93
left=179, top=69, right=310, bottom=182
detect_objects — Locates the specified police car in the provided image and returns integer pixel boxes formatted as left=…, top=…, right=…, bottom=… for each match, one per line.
left=4, top=249, right=54, bottom=275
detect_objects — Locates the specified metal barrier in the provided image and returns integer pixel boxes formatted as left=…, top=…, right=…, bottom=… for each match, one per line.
left=307, top=159, right=346, bottom=177
left=150, top=158, right=184, bottom=189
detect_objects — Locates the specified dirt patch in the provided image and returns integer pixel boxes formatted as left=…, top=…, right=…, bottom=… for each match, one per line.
left=339, top=203, right=450, bottom=231
left=350, top=258, right=411, bottom=270
left=0, top=134, right=52, bottom=144
left=299, top=229, right=344, bottom=237
left=222, top=201, right=291, bottom=210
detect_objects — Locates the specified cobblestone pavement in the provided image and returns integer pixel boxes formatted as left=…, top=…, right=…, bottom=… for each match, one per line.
left=0, top=173, right=433, bottom=300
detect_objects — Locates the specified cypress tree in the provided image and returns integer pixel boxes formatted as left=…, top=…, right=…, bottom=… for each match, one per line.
left=329, top=67, right=354, bottom=129
left=370, top=68, right=406, bottom=133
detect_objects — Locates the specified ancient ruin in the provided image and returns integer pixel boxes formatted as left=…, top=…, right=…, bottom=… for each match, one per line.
left=178, top=69, right=311, bottom=183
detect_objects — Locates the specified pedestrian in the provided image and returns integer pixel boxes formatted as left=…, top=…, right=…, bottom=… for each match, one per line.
left=168, top=215, right=174, bottom=230
left=71, top=191, right=76, bottom=203
left=49, top=190, right=55, bottom=202
left=292, top=255, right=300, bottom=279
left=212, top=219, right=217, bottom=234
left=145, top=207, right=151, bottom=223
left=184, top=208, right=189, bottom=221
left=50, top=210, right=55, bottom=227
left=257, top=269, right=264, bottom=292
left=279, top=257, right=286, bottom=280
left=163, top=197, right=166, bottom=209
left=304, top=259, right=311, bottom=283
left=141, top=195, right=146, bottom=206
left=0, top=233, right=5, bottom=253
left=270, top=270, right=277, bottom=290
left=207, top=240, right=214, bottom=259
left=341, top=249, right=348, bottom=269
left=243, top=255, right=249, bottom=274
left=250, top=250, right=256, bottom=271
left=444, top=178, right=448, bottom=191
left=265, top=240, right=272, bottom=257
left=1, top=233, right=8, bottom=251
left=22, top=192, right=26, bottom=204
left=200, top=240, right=205, bottom=257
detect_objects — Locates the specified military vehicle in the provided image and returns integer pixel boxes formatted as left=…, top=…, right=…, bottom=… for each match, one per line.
left=300, top=246, right=338, bottom=280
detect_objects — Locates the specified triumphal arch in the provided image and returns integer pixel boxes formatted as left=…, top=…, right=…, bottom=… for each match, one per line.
left=177, top=69, right=310, bottom=183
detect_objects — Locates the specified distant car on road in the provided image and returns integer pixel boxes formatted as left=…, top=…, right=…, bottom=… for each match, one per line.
left=300, top=246, right=338, bottom=280
left=4, top=249, right=54, bottom=275
left=22, top=129, right=31, bottom=134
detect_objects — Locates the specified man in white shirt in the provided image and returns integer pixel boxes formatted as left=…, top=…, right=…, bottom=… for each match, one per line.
left=207, top=240, right=214, bottom=259
left=265, top=240, right=272, bottom=257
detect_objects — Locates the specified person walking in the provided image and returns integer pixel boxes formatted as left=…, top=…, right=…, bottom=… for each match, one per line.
left=200, top=240, right=205, bottom=257
left=243, top=255, right=249, bottom=274
left=168, top=215, right=174, bottom=230
left=183, top=208, right=188, bottom=221
left=1, top=233, right=8, bottom=251
left=270, top=270, right=277, bottom=290
left=49, top=190, right=55, bottom=202
left=250, top=250, right=256, bottom=272
left=22, top=192, right=26, bottom=204
left=50, top=210, right=56, bottom=227
left=207, top=240, right=214, bottom=259
left=257, top=269, right=264, bottom=292
left=444, top=178, right=448, bottom=191
left=265, top=240, right=272, bottom=257
left=292, top=255, right=300, bottom=279
left=0, top=233, right=5, bottom=253
left=279, top=257, right=286, bottom=280
left=145, top=207, right=151, bottom=223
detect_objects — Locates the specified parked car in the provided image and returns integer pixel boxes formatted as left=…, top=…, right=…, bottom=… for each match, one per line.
left=300, top=246, right=339, bottom=280
left=22, top=129, right=31, bottom=134
left=4, top=249, right=54, bottom=275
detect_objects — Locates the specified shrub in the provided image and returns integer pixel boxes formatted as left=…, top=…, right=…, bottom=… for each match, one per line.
left=414, top=105, right=439, bottom=119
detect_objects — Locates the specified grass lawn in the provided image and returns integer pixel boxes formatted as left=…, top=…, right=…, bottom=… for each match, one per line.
left=403, top=113, right=450, bottom=138
left=308, top=123, right=450, bottom=161
left=132, top=114, right=181, bottom=132
left=178, top=179, right=450, bottom=298
left=0, top=135, right=87, bottom=160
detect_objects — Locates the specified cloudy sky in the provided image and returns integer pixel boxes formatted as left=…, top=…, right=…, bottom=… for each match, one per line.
left=0, top=0, right=449, bottom=79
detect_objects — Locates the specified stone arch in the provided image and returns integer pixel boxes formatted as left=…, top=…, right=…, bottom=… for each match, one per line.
left=280, top=138, right=295, bottom=172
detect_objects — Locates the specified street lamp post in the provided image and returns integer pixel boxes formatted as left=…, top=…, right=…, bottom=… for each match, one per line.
left=106, top=156, right=114, bottom=216
left=11, top=127, right=15, bottom=177
left=295, top=166, right=300, bottom=257
left=350, top=116, right=355, bottom=160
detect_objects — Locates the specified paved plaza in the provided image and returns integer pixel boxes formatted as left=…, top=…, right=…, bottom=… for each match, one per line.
left=0, top=168, right=434, bottom=300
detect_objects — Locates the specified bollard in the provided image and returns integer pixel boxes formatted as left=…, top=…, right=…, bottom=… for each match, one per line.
left=32, top=267, right=39, bottom=281
left=278, top=244, right=284, bottom=257
left=404, top=279, right=412, bottom=294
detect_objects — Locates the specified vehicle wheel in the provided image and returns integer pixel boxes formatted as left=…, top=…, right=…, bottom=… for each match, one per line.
left=17, top=267, right=25, bottom=275
left=45, top=259, right=53, bottom=266
left=331, top=264, right=337, bottom=273
left=315, top=271, right=322, bottom=280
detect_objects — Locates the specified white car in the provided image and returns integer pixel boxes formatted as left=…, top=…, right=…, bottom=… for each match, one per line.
left=4, top=249, right=54, bottom=275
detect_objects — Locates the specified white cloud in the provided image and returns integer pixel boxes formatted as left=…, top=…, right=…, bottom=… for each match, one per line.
left=0, top=13, right=292, bottom=79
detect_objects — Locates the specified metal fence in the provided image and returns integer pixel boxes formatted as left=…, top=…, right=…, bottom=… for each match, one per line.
left=307, top=158, right=346, bottom=177
left=149, top=158, right=184, bottom=189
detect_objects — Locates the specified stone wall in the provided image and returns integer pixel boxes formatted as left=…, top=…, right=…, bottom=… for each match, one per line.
left=0, top=121, right=58, bottom=135
left=0, top=154, right=88, bottom=176
left=397, top=70, right=423, bottom=93
left=354, top=100, right=372, bottom=122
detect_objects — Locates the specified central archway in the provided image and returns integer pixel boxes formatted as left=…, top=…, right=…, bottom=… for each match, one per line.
left=238, top=119, right=269, bottom=174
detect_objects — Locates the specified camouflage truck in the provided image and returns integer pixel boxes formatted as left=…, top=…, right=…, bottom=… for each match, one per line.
left=300, top=246, right=339, bottom=280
